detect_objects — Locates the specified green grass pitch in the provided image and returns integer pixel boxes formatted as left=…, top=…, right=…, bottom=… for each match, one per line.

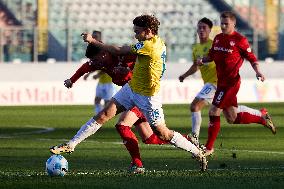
left=0, top=103, right=283, bottom=189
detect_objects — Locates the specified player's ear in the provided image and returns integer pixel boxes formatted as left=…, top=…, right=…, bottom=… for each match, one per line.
left=145, top=28, right=151, bottom=35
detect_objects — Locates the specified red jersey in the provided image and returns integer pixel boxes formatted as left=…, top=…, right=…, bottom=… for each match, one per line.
left=70, top=51, right=136, bottom=86
left=208, top=31, right=257, bottom=87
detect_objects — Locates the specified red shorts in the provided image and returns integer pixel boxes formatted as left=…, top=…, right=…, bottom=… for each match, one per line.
left=212, top=80, right=240, bottom=109
left=130, top=106, right=148, bottom=126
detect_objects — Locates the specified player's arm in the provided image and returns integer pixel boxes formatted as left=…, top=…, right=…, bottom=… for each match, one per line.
left=239, top=37, right=265, bottom=82
left=81, top=33, right=132, bottom=55
left=251, top=63, right=265, bottom=82
left=196, top=56, right=213, bottom=66
left=179, top=63, right=199, bottom=82
left=64, top=62, right=93, bottom=88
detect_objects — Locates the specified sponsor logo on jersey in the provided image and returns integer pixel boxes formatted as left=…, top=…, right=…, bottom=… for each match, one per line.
left=134, top=42, right=144, bottom=50
left=214, top=46, right=233, bottom=53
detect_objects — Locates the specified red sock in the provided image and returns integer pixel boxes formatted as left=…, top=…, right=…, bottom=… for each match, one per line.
left=115, top=124, right=143, bottom=167
left=234, top=112, right=265, bottom=125
left=143, top=133, right=169, bottom=145
left=205, top=116, right=221, bottom=150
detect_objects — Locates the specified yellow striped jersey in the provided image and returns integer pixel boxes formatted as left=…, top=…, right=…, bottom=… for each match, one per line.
left=192, top=39, right=217, bottom=85
left=129, top=35, right=166, bottom=96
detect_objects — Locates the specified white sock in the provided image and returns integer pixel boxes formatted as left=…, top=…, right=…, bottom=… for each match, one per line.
left=95, top=103, right=103, bottom=115
left=170, top=131, right=200, bottom=156
left=191, top=111, right=201, bottom=137
left=237, top=105, right=261, bottom=116
left=68, top=118, right=102, bottom=148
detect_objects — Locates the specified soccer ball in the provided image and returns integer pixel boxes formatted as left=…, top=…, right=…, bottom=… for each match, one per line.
left=46, top=155, right=68, bottom=176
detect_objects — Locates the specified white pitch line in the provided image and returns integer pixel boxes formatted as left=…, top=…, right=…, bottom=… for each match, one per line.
left=0, top=125, right=55, bottom=139
left=1, top=126, right=283, bottom=156
left=35, top=138, right=284, bottom=155
left=1, top=166, right=284, bottom=177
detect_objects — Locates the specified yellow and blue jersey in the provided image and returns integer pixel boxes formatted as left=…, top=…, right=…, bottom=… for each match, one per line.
left=98, top=72, right=113, bottom=84
left=192, top=39, right=217, bottom=85
left=129, top=35, right=166, bottom=96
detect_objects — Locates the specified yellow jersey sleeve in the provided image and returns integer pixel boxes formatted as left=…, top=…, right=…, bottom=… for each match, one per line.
left=192, top=40, right=217, bottom=85
left=129, top=36, right=166, bottom=96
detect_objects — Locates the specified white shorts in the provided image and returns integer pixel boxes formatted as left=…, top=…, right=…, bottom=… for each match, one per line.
left=96, top=83, right=117, bottom=101
left=113, top=83, right=165, bottom=127
left=195, top=83, right=217, bottom=104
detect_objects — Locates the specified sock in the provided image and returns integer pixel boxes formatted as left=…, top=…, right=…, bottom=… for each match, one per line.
left=205, top=116, right=220, bottom=150
left=68, top=117, right=101, bottom=148
left=95, top=103, right=103, bottom=115
left=143, top=133, right=169, bottom=145
left=191, top=111, right=201, bottom=137
left=170, top=131, right=200, bottom=156
left=115, top=124, right=143, bottom=167
left=235, top=105, right=265, bottom=125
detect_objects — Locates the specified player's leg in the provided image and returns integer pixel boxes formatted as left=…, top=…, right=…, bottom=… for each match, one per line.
left=190, top=83, right=216, bottom=146
left=204, top=104, right=222, bottom=156
left=204, top=84, right=234, bottom=156
left=115, top=109, right=145, bottom=173
left=95, top=84, right=104, bottom=114
left=50, top=84, right=132, bottom=155
left=233, top=105, right=276, bottom=134
left=133, top=92, right=207, bottom=171
left=132, top=107, right=168, bottom=145
left=50, top=98, right=125, bottom=154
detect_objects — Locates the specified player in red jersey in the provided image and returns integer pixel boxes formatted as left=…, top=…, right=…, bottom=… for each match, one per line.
left=196, top=11, right=276, bottom=156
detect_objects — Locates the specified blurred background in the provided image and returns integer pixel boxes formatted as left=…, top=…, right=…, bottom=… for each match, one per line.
left=0, top=0, right=283, bottom=63
left=0, top=0, right=284, bottom=106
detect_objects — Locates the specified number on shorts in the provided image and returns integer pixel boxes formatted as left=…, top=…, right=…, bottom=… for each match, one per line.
left=216, top=91, right=224, bottom=101
left=201, top=86, right=212, bottom=94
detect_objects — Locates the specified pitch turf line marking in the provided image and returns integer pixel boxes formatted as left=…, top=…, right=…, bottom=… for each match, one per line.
left=0, top=125, right=55, bottom=139
left=1, top=127, right=283, bottom=155
left=38, top=138, right=284, bottom=155
left=1, top=166, right=284, bottom=177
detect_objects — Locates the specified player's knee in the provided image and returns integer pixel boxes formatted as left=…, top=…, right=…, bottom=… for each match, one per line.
left=190, top=103, right=198, bottom=112
left=95, top=110, right=113, bottom=124
left=225, top=116, right=235, bottom=124
left=155, top=126, right=172, bottom=141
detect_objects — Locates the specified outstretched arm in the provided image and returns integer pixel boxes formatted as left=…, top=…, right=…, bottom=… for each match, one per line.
left=81, top=33, right=132, bottom=56
left=179, top=63, right=199, bottom=82
left=64, top=62, right=94, bottom=89
left=251, top=63, right=265, bottom=82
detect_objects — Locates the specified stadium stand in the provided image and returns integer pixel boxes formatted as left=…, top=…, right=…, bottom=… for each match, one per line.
left=0, top=0, right=283, bottom=62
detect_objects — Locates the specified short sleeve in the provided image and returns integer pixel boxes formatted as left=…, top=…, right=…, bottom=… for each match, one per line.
left=131, top=41, right=151, bottom=55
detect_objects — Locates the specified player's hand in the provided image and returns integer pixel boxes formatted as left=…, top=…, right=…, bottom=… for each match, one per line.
left=93, top=74, right=100, bottom=80
left=81, top=32, right=94, bottom=43
left=83, top=74, right=89, bottom=80
left=256, top=72, right=265, bottom=82
left=196, top=58, right=204, bottom=66
left=64, top=79, right=73, bottom=88
left=179, top=75, right=185, bottom=82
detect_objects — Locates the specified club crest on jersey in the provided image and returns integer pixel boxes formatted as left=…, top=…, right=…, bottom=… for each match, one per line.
left=134, top=42, right=144, bottom=50
left=230, top=41, right=235, bottom=46
left=215, top=39, right=219, bottom=44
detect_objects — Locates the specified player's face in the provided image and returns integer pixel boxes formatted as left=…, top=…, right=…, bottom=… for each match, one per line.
left=220, top=17, right=235, bottom=34
left=197, top=22, right=211, bottom=41
left=133, top=25, right=147, bottom=41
